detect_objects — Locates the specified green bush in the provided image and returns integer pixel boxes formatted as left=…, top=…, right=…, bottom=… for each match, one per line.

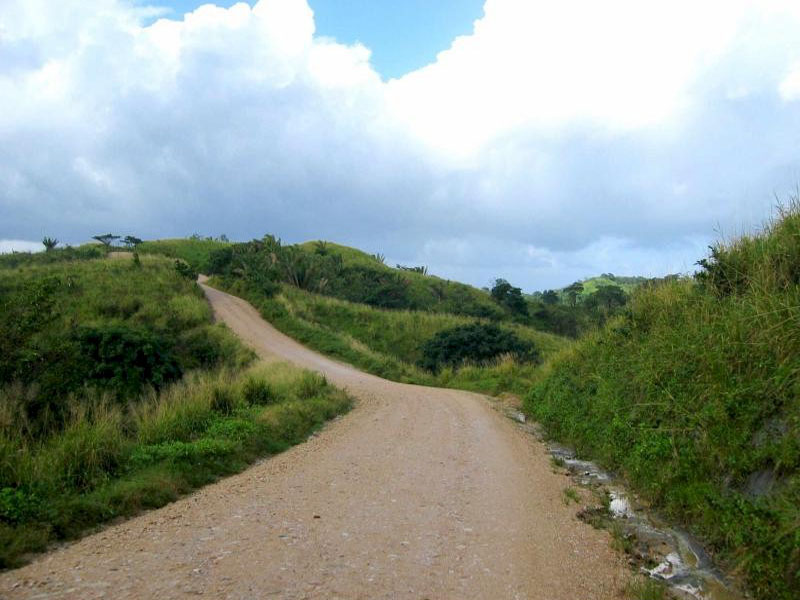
left=418, top=323, right=538, bottom=372
left=75, top=325, right=182, bottom=397
left=174, top=259, right=198, bottom=280
left=0, top=488, right=41, bottom=524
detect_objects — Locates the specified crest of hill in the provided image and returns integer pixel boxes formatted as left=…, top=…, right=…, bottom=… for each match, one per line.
left=295, top=240, right=504, bottom=319
left=576, top=274, right=648, bottom=295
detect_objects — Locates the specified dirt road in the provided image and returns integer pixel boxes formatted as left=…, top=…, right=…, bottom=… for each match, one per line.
left=0, top=283, right=627, bottom=599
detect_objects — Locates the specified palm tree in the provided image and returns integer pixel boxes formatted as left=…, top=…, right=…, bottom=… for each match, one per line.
left=42, top=237, right=59, bottom=252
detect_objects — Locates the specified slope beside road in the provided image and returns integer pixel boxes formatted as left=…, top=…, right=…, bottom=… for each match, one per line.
left=0, top=281, right=627, bottom=599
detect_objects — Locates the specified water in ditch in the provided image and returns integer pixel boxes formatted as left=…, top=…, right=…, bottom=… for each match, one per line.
left=506, top=408, right=745, bottom=600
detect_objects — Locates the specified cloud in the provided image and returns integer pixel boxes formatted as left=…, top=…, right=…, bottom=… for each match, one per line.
left=1, top=0, right=800, bottom=289
left=0, top=239, right=43, bottom=254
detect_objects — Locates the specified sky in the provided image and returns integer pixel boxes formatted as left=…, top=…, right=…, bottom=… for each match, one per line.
left=2, top=0, right=800, bottom=290
left=149, top=0, right=486, bottom=79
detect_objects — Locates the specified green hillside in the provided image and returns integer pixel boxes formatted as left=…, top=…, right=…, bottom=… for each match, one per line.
left=214, top=277, right=568, bottom=397
left=138, top=237, right=231, bottom=272
left=576, top=273, right=648, bottom=296
left=526, top=206, right=800, bottom=599
left=0, top=251, right=350, bottom=566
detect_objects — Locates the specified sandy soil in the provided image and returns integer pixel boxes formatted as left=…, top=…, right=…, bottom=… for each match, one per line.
left=0, top=282, right=628, bottom=599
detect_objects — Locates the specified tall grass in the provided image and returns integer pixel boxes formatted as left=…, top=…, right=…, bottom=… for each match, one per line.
left=138, top=238, right=230, bottom=272
left=526, top=202, right=800, bottom=599
left=0, top=362, right=351, bottom=567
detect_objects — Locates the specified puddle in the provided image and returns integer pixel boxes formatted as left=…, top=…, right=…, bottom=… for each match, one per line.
left=498, top=403, right=745, bottom=600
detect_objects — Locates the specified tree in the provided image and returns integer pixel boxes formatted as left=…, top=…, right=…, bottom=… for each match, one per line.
left=122, top=235, right=143, bottom=248
left=565, top=282, right=584, bottom=307
left=92, top=233, right=120, bottom=248
left=41, top=237, right=59, bottom=252
left=418, top=323, right=538, bottom=372
left=590, top=284, right=627, bottom=311
left=541, top=289, right=559, bottom=305
left=490, top=278, right=529, bottom=317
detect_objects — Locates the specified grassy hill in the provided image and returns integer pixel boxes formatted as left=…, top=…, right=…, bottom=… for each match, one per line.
left=137, top=237, right=231, bottom=272
left=215, top=277, right=568, bottom=397
left=0, top=250, right=351, bottom=566
left=576, top=274, right=648, bottom=296
left=526, top=205, right=800, bottom=599
left=199, top=234, right=570, bottom=397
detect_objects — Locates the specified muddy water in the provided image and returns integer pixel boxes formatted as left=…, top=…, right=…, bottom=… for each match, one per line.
left=506, top=409, right=745, bottom=600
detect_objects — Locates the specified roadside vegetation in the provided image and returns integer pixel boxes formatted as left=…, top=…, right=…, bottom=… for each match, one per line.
left=527, top=203, right=800, bottom=599
left=137, top=235, right=231, bottom=272
left=9, top=208, right=795, bottom=600
left=0, top=253, right=350, bottom=567
left=210, top=275, right=567, bottom=397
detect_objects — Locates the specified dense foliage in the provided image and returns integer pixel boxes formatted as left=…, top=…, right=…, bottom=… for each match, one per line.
left=208, top=236, right=504, bottom=318
left=527, top=205, right=800, bottom=599
left=0, top=257, right=250, bottom=432
left=418, top=323, right=538, bottom=372
left=0, top=363, right=350, bottom=567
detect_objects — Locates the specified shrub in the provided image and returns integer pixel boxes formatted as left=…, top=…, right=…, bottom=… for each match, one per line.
left=174, top=259, right=198, bottom=280
left=75, top=325, right=182, bottom=397
left=418, top=323, right=538, bottom=372
left=241, top=377, right=276, bottom=406
left=176, top=324, right=255, bottom=371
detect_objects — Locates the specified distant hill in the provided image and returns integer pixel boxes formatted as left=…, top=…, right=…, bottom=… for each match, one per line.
left=527, top=273, right=648, bottom=300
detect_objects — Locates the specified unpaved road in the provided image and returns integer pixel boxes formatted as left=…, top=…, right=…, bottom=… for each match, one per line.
left=0, top=283, right=627, bottom=599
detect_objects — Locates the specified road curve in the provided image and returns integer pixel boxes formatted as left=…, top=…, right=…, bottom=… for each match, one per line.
left=0, top=283, right=627, bottom=599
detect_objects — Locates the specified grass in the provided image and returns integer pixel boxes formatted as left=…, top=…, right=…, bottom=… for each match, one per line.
left=209, top=277, right=569, bottom=396
left=0, top=252, right=352, bottom=567
left=624, top=577, right=668, bottom=600
left=0, top=244, right=105, bottom=268
left=138, top=238, right=231, bottom=272
left=0, top=254, right=253, bottom=407
left=562, top=487, right=581, bottom=505
left=0, top=362, right=351, bottom=567
left=526, top=203, right=800, bottom=599
left=575, top=275, right=645, bottom=297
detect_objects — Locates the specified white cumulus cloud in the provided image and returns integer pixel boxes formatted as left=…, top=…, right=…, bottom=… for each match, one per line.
left=1, top=0, right=800, bottom=288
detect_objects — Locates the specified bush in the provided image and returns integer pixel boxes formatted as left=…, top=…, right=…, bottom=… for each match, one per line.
left=418, top=323, right=538, bottom=372
left=174, top=259, right=198, bottom=281
left=75, top=325, right=182, bottom=397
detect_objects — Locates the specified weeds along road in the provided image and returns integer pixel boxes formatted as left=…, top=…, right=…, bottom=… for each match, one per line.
left=0, top=282, right=627, bottom=600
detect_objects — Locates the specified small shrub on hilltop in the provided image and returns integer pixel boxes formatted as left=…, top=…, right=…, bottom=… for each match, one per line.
left=418, top=323, right=538, bottom=372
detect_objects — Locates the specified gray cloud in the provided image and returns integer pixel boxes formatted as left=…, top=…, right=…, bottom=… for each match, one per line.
left=2, top=0, right=800, bottom=290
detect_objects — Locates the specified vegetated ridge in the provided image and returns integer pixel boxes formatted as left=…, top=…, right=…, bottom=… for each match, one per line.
left=204, top=236, right=570, bottom=397
left=528, top=204, right=800, bottom=599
